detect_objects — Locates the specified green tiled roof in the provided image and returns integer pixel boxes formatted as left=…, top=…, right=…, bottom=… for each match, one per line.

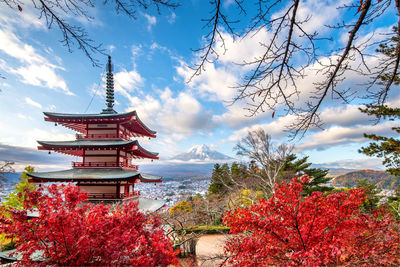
left=27, top=168, right=162, bottom=182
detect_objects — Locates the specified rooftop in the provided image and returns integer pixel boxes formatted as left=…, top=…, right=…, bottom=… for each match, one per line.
left=27, top=168, right=162, bottom=183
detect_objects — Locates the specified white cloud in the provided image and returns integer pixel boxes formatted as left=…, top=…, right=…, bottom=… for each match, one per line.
left=225, top=101, right=397, bottom=152
left=108, top=45, right=116, bottom=52
left=223, top=0, right=236, bottom=8
left=0, top=28, right=72, bottom=95
left=25, top=97, right=42, bottom=109
left=131, top=45, right=142, bottom=61
left=168, top=12, right=177, bottom=24
left=316, top=158, right=384, bottom=170
left=294, top=0, right=352, bottom=34
left=296, top=120, right=398, bottom=151
left=125, top=87, right=216, bottom=135
left=0, top=3, right=45, bottom=30
left=114, top=68, right=144, bottom=95
left=144, top=14, right=157, bottom=31
left=47, top=104, right=56, bottom=111
left=14, top=64, right=70, bottom=94
left=175, top=1, right=392, bottom=132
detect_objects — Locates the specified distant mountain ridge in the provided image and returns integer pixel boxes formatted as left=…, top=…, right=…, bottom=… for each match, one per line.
left=332, top=169, right=399, bottom=190
left=171, top=144, right=233, bottom=161
left=1, top=172, right=21, bottom=184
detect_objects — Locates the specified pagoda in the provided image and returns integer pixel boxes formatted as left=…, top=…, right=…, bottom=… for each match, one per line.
left=28, top=56, right=162, bottom=204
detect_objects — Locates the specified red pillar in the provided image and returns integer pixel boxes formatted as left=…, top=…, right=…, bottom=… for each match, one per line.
left=116, top=182, right=120, bottom=199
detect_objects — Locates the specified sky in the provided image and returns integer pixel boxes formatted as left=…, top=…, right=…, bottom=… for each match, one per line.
left=0, top=0, right=398, bottom=171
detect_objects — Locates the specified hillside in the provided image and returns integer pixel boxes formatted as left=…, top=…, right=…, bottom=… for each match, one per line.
left=332, top=169, right=400, bottom=189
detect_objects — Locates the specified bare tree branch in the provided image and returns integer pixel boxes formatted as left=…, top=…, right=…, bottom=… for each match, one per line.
left=1, top=0, right=179, bottom=66
left=191, top=0, right=398, bottom=137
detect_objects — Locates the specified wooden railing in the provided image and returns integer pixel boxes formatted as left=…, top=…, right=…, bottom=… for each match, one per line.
left=72, top=162, right=138, bottom=170
left=76, top=134, right=119, bottom=139
left=87, top=191, right=140, bottom=200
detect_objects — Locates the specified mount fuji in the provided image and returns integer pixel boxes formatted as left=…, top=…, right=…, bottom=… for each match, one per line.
left=138, top=145, right=235, bottom=178
left=171, top=144, right=233, bottom=161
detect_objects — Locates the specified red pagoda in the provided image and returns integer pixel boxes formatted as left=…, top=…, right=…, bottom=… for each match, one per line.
left=28, top=56, right=163, bottom=205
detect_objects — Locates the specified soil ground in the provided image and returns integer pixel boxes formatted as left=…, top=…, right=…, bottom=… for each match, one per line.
left=195, top=234, right=227, bottom=266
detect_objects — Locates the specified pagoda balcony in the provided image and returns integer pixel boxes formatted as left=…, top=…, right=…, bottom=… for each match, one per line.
left=76, top=133, right=119, bottom=139
left=72, top=162, right=139, bottom=170
left=87, top=191, right=140, bottom=200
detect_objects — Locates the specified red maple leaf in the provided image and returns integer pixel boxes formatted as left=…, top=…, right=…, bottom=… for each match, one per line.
left=223, top=176, right=400, bottom=266
left=0, top=184, right=178, bottom=266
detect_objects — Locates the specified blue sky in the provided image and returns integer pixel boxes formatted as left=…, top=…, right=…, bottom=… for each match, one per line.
left=0, top=0, right=398, bottom=171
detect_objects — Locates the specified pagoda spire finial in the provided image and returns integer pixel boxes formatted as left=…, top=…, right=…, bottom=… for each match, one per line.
left=102, top=55, right=117, bottom=114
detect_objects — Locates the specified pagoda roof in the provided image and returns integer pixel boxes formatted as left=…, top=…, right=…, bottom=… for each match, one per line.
left=27, top=168, right=162, bottom=183
left=44, top=111, right=156, bottom=138
left=44, top=111, right=137, bottom=119
left=38, top=139, right=135, bottom=147
left=37, top=139, right=159, bottom=159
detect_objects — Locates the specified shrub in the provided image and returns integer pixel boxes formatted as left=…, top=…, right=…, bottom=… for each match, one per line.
left=223, top=176, right=400, bottom=266
left=0, top=184, right=177, bottom=266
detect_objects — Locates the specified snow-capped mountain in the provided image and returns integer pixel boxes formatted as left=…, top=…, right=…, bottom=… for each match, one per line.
left=171, top=144, right=233, bottom=161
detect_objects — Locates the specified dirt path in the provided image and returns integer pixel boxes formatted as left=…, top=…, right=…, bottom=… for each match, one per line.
left=195, top=234, right=227, bottom=266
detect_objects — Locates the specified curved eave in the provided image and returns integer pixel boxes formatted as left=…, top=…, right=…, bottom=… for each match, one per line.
left=124, top=111, right=157, bottom=138
left=27, top=168, right=162, bottom=183
left=43, top=111, right=157, bottom=138
left=130, top=140, right=159, bottom=160
left=44, top=111, right=136, bottom=134
left=139, top=173, right=162, bottom=183
left=37, top=140, right=136, bottom=157
left=44, top=111, right=136, bottom=120
left=37, top=140, right=159, bottom=160
left=37, top=140, right=135, bottom=148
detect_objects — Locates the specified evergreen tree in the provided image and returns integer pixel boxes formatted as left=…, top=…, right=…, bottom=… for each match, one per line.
left=208, top=163, right=230, bottom=195
left=355, top=179, right=382, bottom=212
left=359, top=27, right=400, bottom=177
left=359, top=104, right=400, bottom=177
left=230, top=162, right=247, bottom=182
left=208, top=162, right=247, bottom=195
left=280, top=154, right=332, bottom=195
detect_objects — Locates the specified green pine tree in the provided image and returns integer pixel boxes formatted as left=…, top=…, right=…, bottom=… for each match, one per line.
left=280, top=154, right=332, bottom=195
left=208, top=162, right=247, bottom=195
left=208, top=163, right=224, bottom=195
left=359, top=26, right=400, bottom=177
left=359, top=104, right=400, bottom=177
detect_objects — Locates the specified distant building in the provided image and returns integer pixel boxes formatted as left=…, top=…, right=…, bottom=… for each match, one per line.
left=28, top=56, right=165, bottom=210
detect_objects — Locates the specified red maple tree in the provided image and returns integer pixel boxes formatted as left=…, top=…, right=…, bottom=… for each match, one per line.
left=223, top=176, right=400, bottom=266
left=0, top=184, right=178, bottom=266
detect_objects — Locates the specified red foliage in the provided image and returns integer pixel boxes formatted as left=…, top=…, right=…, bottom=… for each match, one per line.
left=0, top=184, right=177, bottom=266
left=223, top=176, right=400, bottom=266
